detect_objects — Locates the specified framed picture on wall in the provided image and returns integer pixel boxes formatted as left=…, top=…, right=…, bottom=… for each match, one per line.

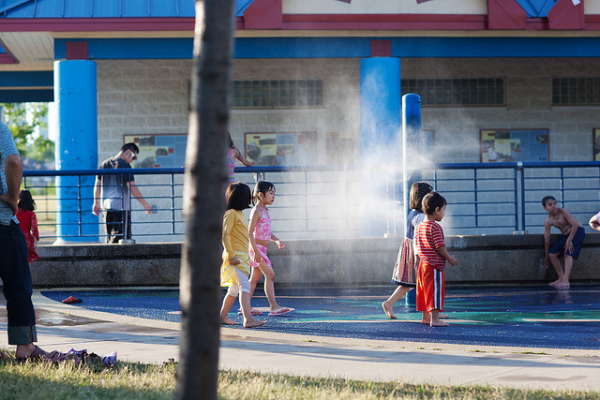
left=124, top=134, right=187, bottom=168
left=594, top=128, right=600, bottom=161
left=244, top=132, right=317, bottom=166
left=481, top=129, right=549, bottom=163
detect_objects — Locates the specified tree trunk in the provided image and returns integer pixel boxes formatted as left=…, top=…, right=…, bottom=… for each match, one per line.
left=176, top=0, right=235, bottom=399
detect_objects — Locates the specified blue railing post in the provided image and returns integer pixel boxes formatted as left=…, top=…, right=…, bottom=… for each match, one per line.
left=519, top=163, right=525, bottom=232
left=474, top=169, right=479, bottom=228
left=171, top=173, right=176, bottom=234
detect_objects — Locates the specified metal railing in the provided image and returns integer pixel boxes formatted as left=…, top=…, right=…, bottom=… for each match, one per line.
left=21, top=161, right=600, bottom=242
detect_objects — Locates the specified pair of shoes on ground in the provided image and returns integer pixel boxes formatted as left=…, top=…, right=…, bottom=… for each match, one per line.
left=15, top=345, right=50, bottom=361
left=237, top=307, right=293, bottom=317
left=62, top=296, right=82, bottom=304
left=16, top=346, right=74, bottom=363
left=268, top=307, right=292, bottom=316
left=15, top=346, right=117, bottom=366
left=237, top=308, right=263, bottom=316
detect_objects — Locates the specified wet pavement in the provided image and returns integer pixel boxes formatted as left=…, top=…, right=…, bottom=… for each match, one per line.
left=0, top=284, right=599, bottom=390
left=40, top=284, right=600, bottom=349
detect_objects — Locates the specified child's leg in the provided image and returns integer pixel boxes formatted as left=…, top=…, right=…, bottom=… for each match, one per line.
left=256, top=261, right=285, bottom=312
left=548, top=253, right=564, bottom=286
left=382, top=286, right=411, bottom=319
left=220, top=293, right=238, bottom=325
left=238, top=270, right=267, bottom=328
left=240, top=292, right=267, bottom=328
left=421, top=310, right=430, bottom=324
left=556, top=255, right=573, bottom=288
left=249, top=267, right=261, bottom=298
left=430, top=309, right=449, bottom=327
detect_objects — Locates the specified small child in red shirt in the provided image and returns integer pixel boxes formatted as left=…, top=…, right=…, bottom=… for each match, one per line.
left=16, top=189, right=39, bottom=263
left=414, top=192, right=458, bottom=327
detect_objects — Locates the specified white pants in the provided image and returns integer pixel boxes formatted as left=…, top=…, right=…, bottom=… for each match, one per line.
left=226, top=267, right=251, bottom=298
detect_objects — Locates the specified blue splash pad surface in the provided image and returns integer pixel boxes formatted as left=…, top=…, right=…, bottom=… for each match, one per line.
left=41, top=285, right=600, bottom=349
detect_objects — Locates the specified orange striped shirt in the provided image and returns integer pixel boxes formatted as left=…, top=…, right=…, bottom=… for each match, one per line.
left=415, top=220, right=446, bottom=271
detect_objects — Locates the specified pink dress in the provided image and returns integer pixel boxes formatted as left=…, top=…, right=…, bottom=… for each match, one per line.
left=249, top=205, right=272, bottom=268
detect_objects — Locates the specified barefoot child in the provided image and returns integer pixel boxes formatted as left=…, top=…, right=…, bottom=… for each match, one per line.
left=249, top=181, right=292, bottom=316
left=414, top=192, right=458, bottom=327
left=383, top=182, right=433, bottom=319
left=220, top=183, right=267, bottom=328
left=542, top=196, right=584, bottom=289
left=16, top=190, right=39, bottom=263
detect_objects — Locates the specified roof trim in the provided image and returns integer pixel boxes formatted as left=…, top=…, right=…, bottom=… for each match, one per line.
left=0, top=39, right=18, bottom=64
left=236, top=13, right=600, bottom=31
left=0, top=0, right=32, bottom=15
left=0, top=17, right=195, bottom=32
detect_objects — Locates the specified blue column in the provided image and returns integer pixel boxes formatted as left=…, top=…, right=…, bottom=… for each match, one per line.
left=54, top=60, right=98, bottom=242
left=360, top=58, right=401, bottom=162
left=359, top=58, right=401, bottom=236
left=402, top=93, right=422, bottom=306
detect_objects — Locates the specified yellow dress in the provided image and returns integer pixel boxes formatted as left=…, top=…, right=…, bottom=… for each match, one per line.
left=220, top=209, right=251, bottom=287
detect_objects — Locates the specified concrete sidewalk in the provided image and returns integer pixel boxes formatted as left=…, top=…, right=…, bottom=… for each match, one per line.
left=0, top=289, right=598, bottom=392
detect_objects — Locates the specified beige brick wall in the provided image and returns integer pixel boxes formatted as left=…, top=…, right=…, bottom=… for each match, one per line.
left=96, top=60, right=191, bottom=242
left=95, top=57, right=600, bottom=240
left=97, top=58, right=600, bottom=168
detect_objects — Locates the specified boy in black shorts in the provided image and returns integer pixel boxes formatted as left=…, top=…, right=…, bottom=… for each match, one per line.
left=542, top=196, right=585, bottom=289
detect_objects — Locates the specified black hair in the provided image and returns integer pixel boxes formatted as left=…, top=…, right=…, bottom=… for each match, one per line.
left=422, top=192, right=446, bottom=215
left=18, top=189, right=36, bottom=212
left=226, top=183, right=252, bottom=211
left=409, top=181, right=433, bottom=211
left=228, top=132, right=234, bottom=149
left=542, top=196, right=556, bottom=207
left=121, top=142, right=140, bottom=154
left=252, top=181, right=275, bottom=204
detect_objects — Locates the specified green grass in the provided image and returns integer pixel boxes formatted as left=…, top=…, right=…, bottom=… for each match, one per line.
left=218, top=370, right=600, bottom=400
left=2, top=357, right=599, bottom=399
left=0, top=357, right=176, bottom=400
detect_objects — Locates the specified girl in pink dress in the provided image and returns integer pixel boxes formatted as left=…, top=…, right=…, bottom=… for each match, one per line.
left=248, top=181, right=292, bottom=316
left=16, top=190, right=39, bottom=263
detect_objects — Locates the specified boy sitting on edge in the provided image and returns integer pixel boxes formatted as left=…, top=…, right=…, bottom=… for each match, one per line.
left=542, top=196, right=585, bottom=289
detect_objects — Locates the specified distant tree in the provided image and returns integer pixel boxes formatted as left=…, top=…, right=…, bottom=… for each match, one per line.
left=176, top=0, right=235, bottom=399
left=1, top=102, right=54, bottom=163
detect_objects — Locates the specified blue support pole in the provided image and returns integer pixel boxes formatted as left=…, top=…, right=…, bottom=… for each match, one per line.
left=402, top=93, right=422, bottom=306
left=360, top=58, right=401, bottom=162
left=359, top=57, right=401, bottom=236
left=54, top=60, right=98, bottom=242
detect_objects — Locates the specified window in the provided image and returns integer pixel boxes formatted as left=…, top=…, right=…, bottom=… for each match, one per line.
left=552, top=77, right=600, bottom=105
left=401, top=78, right=505, bottom=106
left=232, top=80, right=324, bottom=109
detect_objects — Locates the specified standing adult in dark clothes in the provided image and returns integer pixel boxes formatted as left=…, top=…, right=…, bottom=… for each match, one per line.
left=0, top=120, right=48, bottom=360
left=93, top=143, right=152, bottom=243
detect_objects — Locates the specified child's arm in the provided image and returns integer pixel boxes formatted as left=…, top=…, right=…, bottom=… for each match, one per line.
left=543, top=218, right=552, bottom=266
left=248, top=208, right=263, bottom=264
left=562, top=209, right=580, bottom=253
left=271, top=233, right=284, bottom=250
left=589, top=213, right=600, bottom=232
left=234, top=148, right=255, bottom=167
left=222, top=212, right=239, bottom=265
left=436, top=245, right=458, bottom=267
